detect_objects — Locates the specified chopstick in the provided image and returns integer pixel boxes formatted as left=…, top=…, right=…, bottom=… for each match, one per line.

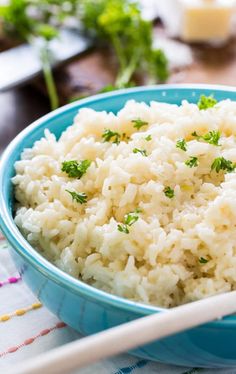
left=8, top=291, right=236, bottom=374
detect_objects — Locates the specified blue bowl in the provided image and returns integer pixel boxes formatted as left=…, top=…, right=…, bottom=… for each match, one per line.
left=1, top=84, right=236, bottom=368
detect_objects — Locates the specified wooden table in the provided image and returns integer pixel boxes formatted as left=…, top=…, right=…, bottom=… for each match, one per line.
left=0, top=87, right=49, bottom=153
left=1, top=35, right=236, bottom=153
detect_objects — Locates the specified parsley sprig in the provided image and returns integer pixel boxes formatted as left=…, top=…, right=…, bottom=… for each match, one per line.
left=176, top=139, right=187, bottom=151
left=66, top=190, right=88, bottom=204
left=132, top=118, right=148, bottom=130
left=192, top=130, right=220, bottom=146
left=133, top=148, right=147, bottom=157
left=1, top=0, right=169, bottom=103
left=80, top=0, right=168, bottom=88
left=199, top=257, right=208, bottom=264
left=102, top=129, right=121, bottom=144
left=117, top=223, right=129, bottom=234
left=145, top=135, right=152, bottom=141
left=197, top=95, right=217, bottom=110
left=0, top=0, right=63, bottom=110
left=118, top=208, right=141, bottom=234
left=164, top=186, right=174, bottom=199
left=185, top=156, right=199, bottom=168
left=211, top=157, right=236, bottom=173
left=191, top=131, right=198, bottom=138
left=62, top=160, right=91, bottom=179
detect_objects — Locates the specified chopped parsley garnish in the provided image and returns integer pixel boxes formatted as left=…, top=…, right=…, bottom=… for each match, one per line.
left=201, top=130, right=220, bottom=146
left=102, top=129, right=121, bottom=144
left=132, top=118, right=148, bottom=130
left=61, top=160, right=91, bottom=179
left=124, top=209, right=141, bottom=225
left=145, top=134, right=152, bottom=141
left=176, top=139, right=187, bottom=151
left=191, top=131, right=199, bottom=138
left=211, top=157, right=236, bottom=173
left=199, top=257, right=208, bottom=264
left=66, top=190, right=88, bottom=204
left=164, top=186, right=174, bottom=199
left=185, top=156, right=199, bottom=168
left=192, top=130, right=220, bottom=146
left=133, top=148, right=147, bottom=157
left=197, top=95, right=217, bottom=110
left=117, top=208, right=141, bottom=234
left=117, top=224, right=130, bottom=234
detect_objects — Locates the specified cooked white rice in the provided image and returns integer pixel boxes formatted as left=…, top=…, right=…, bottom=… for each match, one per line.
left=13, top=98, right=236, bottom=308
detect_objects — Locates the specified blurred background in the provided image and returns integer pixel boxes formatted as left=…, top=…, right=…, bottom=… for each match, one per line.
left=0, top=0, right=236, bottom=153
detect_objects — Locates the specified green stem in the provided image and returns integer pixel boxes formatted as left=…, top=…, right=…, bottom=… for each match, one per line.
left=112, top=35, right=126, bottom=73
left=115, top=53, right=138, bottom=88
left=40, top=44, right=59, bottom=110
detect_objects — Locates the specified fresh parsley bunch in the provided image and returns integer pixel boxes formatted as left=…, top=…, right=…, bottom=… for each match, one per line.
left=0, top=0, right=76, bottom=39
left=0, top=0, right=169, bottom=107
left=0, top=0, right=62, bottom=110
left=79, top=0, right=168, bottom=88
left=197, top=95, right=217, bottom=110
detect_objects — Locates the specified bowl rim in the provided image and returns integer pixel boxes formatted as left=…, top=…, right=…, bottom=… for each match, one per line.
left=1, top=83, right=236, bottom=326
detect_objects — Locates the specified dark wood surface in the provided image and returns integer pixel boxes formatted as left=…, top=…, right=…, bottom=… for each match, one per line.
left=0, top=35, right=236, bottom=154
left=0, top=86, right=50, bottom=153
left=0, top=49, right=116, bottom=153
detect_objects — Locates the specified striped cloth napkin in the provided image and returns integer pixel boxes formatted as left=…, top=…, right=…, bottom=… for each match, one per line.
left=0, top=232, right=235, bottom=374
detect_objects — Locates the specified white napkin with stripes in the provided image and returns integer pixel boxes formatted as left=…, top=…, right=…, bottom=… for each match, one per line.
left=0, top=237, right=234, bottom=374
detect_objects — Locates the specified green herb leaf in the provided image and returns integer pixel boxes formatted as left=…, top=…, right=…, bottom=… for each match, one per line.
left=201, top=130, right=220, bottom=146
left=197, top=95, right=217, bottom=110
left=185, top=156, right=199, bottom=168
left=117, top=208, right=141, bottom=234
left=117, top=223, right=129, bottom=234
left=132, top=118, right=148, bottom=130
left=36, top=24, right=58, bottom=41
left=145, top=135, right=152, bottom=141
left=211, top=157, right=236, bottom=173
left=176, top=139, right=187, bottom=151
left=102, top=129, right=121, bottom=144
left=133, top=148, right=147, bottom=157
left=124, top=211, right=139, bottom=226
left=192, top=131, right=200, bottom=138
left=0, top=0, right=33, bottom=40
left=66, top=190, right=88, bottom=204
left=62, top=160, right=91, bottom=179
left=192, top=130, right=220, bottom=146
left=164, top=186, right=174, bottom=199
left=151, top=48, right=169, bottom=82
left=199, top=257, right=208, bottom=264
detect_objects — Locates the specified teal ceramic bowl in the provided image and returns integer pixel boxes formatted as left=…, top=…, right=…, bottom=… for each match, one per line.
left=1, top=85, right=236, bottom=368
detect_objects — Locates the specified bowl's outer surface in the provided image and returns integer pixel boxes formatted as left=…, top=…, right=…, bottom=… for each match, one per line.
left=1, top=85, right=236, bottom=368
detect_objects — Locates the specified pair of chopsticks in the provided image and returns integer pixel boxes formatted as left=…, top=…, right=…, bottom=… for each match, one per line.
left=8, top=291, right=236, bottom=374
